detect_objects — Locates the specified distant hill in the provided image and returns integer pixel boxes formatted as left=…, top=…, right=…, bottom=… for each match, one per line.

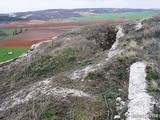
left=0, top=8, right=160, bottom=22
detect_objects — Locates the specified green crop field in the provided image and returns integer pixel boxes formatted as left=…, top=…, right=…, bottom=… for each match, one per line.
left=0, top=36, right=7, bottom=40
left=67, top=11, right=160, bottom=21
left=0, top=29, right=15, bottom=40
left=0, top=47, right=28, bottom=62
left=0, top=29, right=26, bottom=40
left=0, top=29, right=15, bottom=36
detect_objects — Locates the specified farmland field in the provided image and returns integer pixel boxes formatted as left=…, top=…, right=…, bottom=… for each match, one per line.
left=0, top=29, right=25, bottom=40
left=0, top=29, right=14, bottom=40
left=0, top=29, right=14, bottom=36
left=0, top=36, right=7, bottom=40
left=67, top=11, right=160, bottom=21
left=0, top=47, right=28, bottom=62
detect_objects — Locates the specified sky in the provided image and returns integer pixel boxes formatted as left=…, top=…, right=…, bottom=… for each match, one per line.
left=0, top=0, right=160, bottom=13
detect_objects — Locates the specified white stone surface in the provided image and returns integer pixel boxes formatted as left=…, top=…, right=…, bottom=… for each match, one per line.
left=30, top=40, right=51, bottom=50
left=52, top=37, right=57, bottom=40
left=110, top=26, right=124, bottom=51
left=107, top=26, right=124, bottom=59
left=71, top=65, right=96, bottom=80
left=114, top=115, right=121, bottom=119
left=0, top=78, right=90, bottom=112
left=116, top=97, right=122, bottom=102
left=127, top=62, right=154, bottom=120
left=135, top=23, right=142, bottom=31
left=8, top=52, right=13, bottom=55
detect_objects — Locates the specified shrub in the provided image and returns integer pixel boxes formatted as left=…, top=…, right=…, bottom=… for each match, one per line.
left=115, top=69, right=125, bottom=79
left=78, top=60, right=91, bottom=66
left=42, top=109, right=59, bottom=119
left=106, top=92, right=119, bottom=99
left=146, top=87, right=160, bottom=93
left=146, top=72, right=154, bottom=82
left=54, top=60, right=60, bottom=65
left=85, top=71, right=106, bottom=81
left=104, top=64, right=110, bottom=71
left=145, top=66, right=158, bottom=82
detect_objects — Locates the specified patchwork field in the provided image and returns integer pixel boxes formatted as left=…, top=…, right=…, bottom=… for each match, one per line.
left=0, top=20, right=124, bottom=47
left=0, top=19, right=124, bottom=62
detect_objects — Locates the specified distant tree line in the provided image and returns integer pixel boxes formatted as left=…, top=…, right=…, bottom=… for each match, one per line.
left=13, top=29, right=27, bottom=35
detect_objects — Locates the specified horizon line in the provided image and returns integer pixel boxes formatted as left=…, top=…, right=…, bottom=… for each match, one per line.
left=1, top=7, right=159, bottom=14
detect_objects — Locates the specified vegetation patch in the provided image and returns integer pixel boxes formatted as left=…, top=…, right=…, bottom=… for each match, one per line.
left=146, top=72, right=155, bottom=82
left=104, top=64, right=110, bottom=71
left=115, top=69, right=126, bottom=79
left=146, top=65, right=160, bottom=93
left=42, top=109, right=59, bottom=119
left=147, top=87, right=160, bottom=93
left=85, top=71, right=106, bottom=81
left=145, top=66, right=158, bottom=82
left=21, top=47, right=81, bottom=79
left=78, top=60, right=92, bottom=66
left=106, top=91, right=119, bottom=99
left=70, top=97, right=106, bottom=120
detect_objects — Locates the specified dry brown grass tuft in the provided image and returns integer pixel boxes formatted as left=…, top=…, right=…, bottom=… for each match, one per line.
left=126, top=40, right=139, bottom=51
left=117, top=50, right=138, bottom=62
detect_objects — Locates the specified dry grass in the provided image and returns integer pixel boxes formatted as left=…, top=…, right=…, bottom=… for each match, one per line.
left=126, top=40, right=139, bottom=51
left=117, top=50, right=138, bottom=62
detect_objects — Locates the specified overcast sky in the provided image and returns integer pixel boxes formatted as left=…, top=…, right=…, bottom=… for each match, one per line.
left=0, top=0, right=160, bottom=13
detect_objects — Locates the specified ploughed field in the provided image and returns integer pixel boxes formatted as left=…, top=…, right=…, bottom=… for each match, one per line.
left=0, top=28, right=67, bottom=47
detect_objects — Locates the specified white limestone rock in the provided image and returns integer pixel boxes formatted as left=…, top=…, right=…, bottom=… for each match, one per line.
left=127, top=62, right=155, bottom=120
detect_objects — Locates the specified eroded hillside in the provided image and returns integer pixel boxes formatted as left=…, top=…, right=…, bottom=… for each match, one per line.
left=0, top=16, right=160, bottom=120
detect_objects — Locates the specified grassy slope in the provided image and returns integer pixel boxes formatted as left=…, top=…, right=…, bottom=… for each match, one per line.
left=0, top=47, right=28, bottom=62
left=67, top=11, right=160, bottom=21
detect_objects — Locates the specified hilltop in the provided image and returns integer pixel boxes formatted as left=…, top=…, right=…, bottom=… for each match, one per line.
left=0, top=16, right=160, bottom=120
